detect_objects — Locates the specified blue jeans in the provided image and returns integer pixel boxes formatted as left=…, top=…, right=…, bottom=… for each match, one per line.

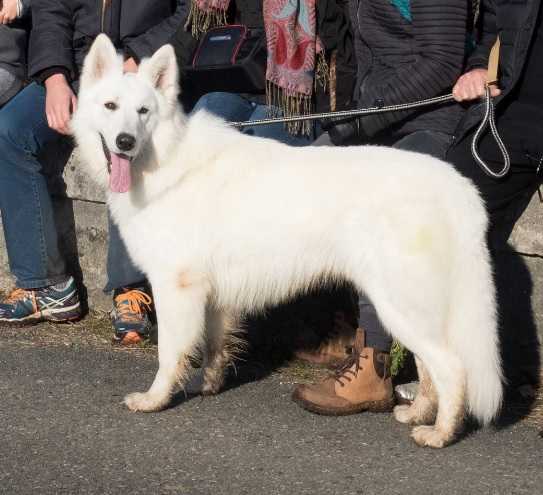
left=191, top=92, right=315, bottom=147
left=0, top=83, right=143, bottom=291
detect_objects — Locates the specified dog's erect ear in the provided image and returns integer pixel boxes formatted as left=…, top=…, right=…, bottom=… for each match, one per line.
left=139, top=44, right=179, bottom=104
left=80, top=34, right=122, bottom=92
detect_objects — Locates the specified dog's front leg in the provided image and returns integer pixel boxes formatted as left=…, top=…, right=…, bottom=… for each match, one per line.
left=124, top=282, right=208, bottom=412
left=202, top=309, right=243, bottom=395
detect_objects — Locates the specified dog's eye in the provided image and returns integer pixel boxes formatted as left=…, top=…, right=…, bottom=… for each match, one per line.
left=104, top=102, right=118, bottom=111
left=138, top=107, right=149, bottom=115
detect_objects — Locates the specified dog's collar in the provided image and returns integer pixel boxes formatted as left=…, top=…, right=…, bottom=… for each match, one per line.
left=99, top=133, right=111, bottom=174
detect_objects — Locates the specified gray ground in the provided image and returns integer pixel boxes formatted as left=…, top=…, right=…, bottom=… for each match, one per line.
left=1, top=323, right=542, bottom=495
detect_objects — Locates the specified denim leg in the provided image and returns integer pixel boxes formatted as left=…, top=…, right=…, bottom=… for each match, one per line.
left=191, top=92, right=314, bottom=147
left=246, top=104, right=314, bottom=147
left=0, top=83, right=67, bottom=289
left=393, top=130, right=453, bottom=159
left=104, top=215, right=146, bottom=293
left=191, top=92, right=255, bottom=121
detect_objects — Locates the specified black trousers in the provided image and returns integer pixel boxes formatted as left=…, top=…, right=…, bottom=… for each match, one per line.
left=447, top=129, right=542, bottom=246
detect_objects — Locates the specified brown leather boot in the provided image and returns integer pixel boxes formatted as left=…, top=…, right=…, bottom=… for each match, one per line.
left=292, top=328, right=395, bottom=415
left=294, top=311, right=357, bottom=368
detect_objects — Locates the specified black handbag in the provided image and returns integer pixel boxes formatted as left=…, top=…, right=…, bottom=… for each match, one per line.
left=185, top=25, right=267, bottom=95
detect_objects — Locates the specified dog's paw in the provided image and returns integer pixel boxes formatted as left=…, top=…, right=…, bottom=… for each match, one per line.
left=393, top=404, right=415, bottom=424
left=411, top=425, right=451, bottom=449
left=124, top=391, right=168, bottom=412
left=394, top=404, right=436, bottom=426
left=202, top=368, right=225, bottom=396
left=201, top=381, right=221, bottom=396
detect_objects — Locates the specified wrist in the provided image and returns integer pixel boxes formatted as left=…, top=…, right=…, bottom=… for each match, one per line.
left=45, top=73, right=69, bottom=90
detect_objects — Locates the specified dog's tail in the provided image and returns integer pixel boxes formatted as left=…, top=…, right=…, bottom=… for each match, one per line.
left=448, top=201, right=503, bottom=425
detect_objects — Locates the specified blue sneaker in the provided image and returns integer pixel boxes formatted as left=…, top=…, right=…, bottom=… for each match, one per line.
left=0, top=277, right=82, bottom=324
left=111, top=287, right=153, bottom=345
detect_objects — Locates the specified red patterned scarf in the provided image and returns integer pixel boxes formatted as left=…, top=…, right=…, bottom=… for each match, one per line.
left=264, top=0, right=327, bottom=134
left=186, top=0, right=327, bottom=134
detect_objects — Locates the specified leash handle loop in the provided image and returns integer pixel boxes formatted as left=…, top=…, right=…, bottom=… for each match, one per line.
left=470, top=86, right=510, bottom=179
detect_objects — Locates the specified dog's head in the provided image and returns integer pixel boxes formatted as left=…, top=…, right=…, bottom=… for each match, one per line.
left=72, top=34, right=179, bottom=193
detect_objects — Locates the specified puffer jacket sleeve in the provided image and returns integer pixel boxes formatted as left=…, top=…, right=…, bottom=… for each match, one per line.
left=358, top=0, right=467, bottom=137
left=466, top=0, right=498, bottom=70
left=124, top=0, right=190, bottom=62
left=28, top=0, right=75, bottom=80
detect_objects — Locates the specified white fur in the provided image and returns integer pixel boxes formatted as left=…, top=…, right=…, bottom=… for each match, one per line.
left=72, top=35, right=503, bottom=447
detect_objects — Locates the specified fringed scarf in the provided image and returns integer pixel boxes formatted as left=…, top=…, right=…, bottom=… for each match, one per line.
left=185, top=0, right=229, bottom=38
left=185, top=0, right=328, bottom=135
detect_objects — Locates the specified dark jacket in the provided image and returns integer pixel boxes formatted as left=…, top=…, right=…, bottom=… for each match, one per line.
left=29, top=0, right=189, bottom=83
left=453, top=0, right=541, bottom=142
left=350, top=0, right=467, bottom=139
left=0, top=1, right=32, bottom=80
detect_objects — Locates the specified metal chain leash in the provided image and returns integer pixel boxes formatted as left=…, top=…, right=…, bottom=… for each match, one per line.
left=232, top=93, right=455, bottom=130
left=231, top=89, right=511, bottom=179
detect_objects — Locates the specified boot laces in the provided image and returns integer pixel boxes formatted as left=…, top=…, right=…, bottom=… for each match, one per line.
left=334, top=345, right=368, bottom=387
left=6, top=288, right=33, bottom=304
left=114, top=290, right=152, bottom=322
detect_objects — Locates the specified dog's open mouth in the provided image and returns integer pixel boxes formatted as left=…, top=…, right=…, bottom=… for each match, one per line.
left=100, top=133, right=133, bottom=194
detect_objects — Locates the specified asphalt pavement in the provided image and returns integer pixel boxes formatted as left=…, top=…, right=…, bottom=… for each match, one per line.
left=0, top=328, right=541, bottom=495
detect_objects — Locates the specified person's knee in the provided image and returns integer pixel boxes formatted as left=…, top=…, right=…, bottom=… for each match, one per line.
left=0, top=105, right=34, bottom=155
left=193, top=92, right=231, bottom=113
left=192, top=92, right=250, bottom=121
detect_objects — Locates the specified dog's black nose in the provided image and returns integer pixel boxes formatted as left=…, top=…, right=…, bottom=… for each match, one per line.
left=116, top=133, right=136, bottom=152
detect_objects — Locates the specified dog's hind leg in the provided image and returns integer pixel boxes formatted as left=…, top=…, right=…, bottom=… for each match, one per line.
left=364, top=294, right=466, bottom=448
left=409, top=349, right=466, bottom=448
left=394, top=356, right=438, bottom=426
left=202, top=309, right=243, bottom=395
left=124, top=280, right=209, bottom=412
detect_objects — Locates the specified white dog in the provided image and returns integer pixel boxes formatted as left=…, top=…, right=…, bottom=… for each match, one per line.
left=72, top=35, right=503, bottom=448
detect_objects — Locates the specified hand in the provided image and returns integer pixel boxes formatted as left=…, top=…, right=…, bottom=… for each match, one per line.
left=0, top=0, right=19, bottom=24
left=452, top=68, right=501, bottom=102
left=45, top=74, right=78, bottom=135
left=123, top=57, right=139, bottom=73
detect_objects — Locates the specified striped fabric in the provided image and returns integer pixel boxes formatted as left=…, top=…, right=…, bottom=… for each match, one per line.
left=350, top=0, right=467, bottom=137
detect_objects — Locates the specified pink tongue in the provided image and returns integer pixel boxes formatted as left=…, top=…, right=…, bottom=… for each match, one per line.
left=109, top=152, right=132, bottom=193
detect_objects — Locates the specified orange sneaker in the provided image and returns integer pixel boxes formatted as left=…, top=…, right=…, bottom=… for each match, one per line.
left=111, top=287, right=153, bottom=345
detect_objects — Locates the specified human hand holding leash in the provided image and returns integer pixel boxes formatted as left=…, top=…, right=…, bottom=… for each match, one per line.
left=0, top=0, right=19, bottom=24
left=45, top=74, right=78, bottom=135
left=452, top=68, right=501, bottom=102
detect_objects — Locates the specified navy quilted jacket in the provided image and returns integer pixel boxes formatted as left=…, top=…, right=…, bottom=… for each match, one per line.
left=350, top=0, right=467, bottom=138
left=29, top=0, right=189, bottom=84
